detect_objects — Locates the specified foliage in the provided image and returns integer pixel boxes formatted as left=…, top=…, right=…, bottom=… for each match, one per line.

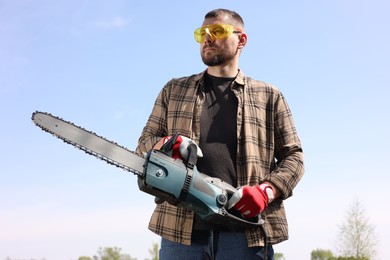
left=147, top=242, right=159, bottom=260
left=78, top=242, right=160, bottom=260
left=336, top=198, right=378, bottom=259
left=274, top=252, right=286, bottom=260
left=310, top=248, right=370, bottom=260
left=97, top=247, right=136, bottom=260
left=310, top=248, right=371, bottom=260
left=311, top=248, right=334, bottom=260
left=78, top=257, right=93, bottom=260
left=77, top=247, right=136, bottom=260
left=330, top=257, right=368, bottom=260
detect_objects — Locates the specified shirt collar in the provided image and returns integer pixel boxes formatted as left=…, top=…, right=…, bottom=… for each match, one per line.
left=196, top=69, right=246, bottom=87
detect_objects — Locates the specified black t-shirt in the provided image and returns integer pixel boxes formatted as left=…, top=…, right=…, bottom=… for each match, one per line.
left=196, top=73, right=238, bottom=188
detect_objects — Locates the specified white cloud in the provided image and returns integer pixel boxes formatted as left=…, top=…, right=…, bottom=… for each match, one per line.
left=92, top=16, right=130, bottom=29
left=114, top=109, right=126, bottom=119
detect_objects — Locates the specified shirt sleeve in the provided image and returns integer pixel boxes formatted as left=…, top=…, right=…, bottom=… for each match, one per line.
left=135, top=85, right=169, bottom=155
left=265, top=91, right=304, bottom=199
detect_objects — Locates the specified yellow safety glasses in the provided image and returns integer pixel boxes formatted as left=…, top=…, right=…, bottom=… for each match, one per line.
left=194, top=24, right=242, bottom=43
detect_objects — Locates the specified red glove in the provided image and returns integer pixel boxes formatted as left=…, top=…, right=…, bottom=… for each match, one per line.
left=227, top=184, right=275, bottom=219
left=162, top=135, right=203, bottom=160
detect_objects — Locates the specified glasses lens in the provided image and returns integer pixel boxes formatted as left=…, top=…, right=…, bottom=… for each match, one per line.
left=194, top=28, right=204, bottom=43
left=194, top=24, right=236, bottom=43
left=210, top=24, right=231, bottom=38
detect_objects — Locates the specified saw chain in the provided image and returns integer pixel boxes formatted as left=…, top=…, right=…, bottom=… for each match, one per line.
left=31, top=111, right=143, bottom=176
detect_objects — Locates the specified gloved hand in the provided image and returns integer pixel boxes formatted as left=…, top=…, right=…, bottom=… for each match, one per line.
left=227, top=184, right=275, bottom=219
left=162, top=135, right=203, bottom=160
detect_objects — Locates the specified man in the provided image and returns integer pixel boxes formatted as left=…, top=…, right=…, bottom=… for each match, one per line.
left=136, top=8, right=304, bottom=260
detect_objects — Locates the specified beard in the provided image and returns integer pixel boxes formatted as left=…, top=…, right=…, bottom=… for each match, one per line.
left=201, top=43, right=237, bottom=66
left=201, top=54, right=225, bottom=66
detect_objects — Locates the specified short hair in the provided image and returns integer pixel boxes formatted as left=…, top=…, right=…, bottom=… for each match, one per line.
left=204, top=9, right=245, bottom=28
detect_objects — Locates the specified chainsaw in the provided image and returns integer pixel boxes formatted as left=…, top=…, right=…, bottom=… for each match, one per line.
left=31, top=111, right=264, bottom=230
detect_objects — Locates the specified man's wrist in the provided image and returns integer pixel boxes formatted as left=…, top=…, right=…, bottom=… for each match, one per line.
left=259, top=183, right=275, bottom=203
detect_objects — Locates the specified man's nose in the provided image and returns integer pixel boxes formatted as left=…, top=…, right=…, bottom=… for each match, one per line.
left=204, top=28, right=215, bottom=42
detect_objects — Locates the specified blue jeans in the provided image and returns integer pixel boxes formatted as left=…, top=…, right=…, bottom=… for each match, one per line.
left=159, top=230, right=274, bottom=260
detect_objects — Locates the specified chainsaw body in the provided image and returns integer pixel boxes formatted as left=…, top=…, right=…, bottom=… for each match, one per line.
left=138, top=149, right=264, bottom=230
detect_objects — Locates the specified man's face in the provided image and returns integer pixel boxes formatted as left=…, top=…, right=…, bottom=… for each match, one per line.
left=199, top=17, right=241, bottom=67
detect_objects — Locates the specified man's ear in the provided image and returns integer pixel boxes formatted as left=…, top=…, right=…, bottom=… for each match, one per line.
left=238, top=33, right=247, bottom=49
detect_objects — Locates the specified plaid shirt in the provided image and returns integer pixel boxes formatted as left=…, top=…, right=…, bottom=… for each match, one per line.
left=136, top=70, right=304, bottom=246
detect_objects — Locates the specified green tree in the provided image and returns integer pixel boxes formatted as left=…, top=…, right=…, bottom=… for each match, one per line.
left=147, top=242, right=159, bottom=260
left=336, top=199, right=378, bottom=259
left=311, top=248, right=334, bottom=260
left=78, top=257, right=93, bottom=260
left=97, top=247, right=122, bottom=260
left=330, top=257, right=368, bottom=260
left=274, top=252, right=286, bottom=260
left=79, top=247, right=136, bottom=260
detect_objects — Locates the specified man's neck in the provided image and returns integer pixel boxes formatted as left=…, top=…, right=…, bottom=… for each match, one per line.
left=207, top=64, right=239, bottom=78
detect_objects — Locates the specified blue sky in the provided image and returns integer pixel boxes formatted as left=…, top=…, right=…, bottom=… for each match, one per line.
left=1, top=0, right=389, bottom=259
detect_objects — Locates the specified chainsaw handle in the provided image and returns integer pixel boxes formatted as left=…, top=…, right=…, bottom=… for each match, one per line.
left=160, top=132, right=180, bottom=156
left=200, top=174, right=264, bottom=227
left=200, top=174, right=237, bottom=197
